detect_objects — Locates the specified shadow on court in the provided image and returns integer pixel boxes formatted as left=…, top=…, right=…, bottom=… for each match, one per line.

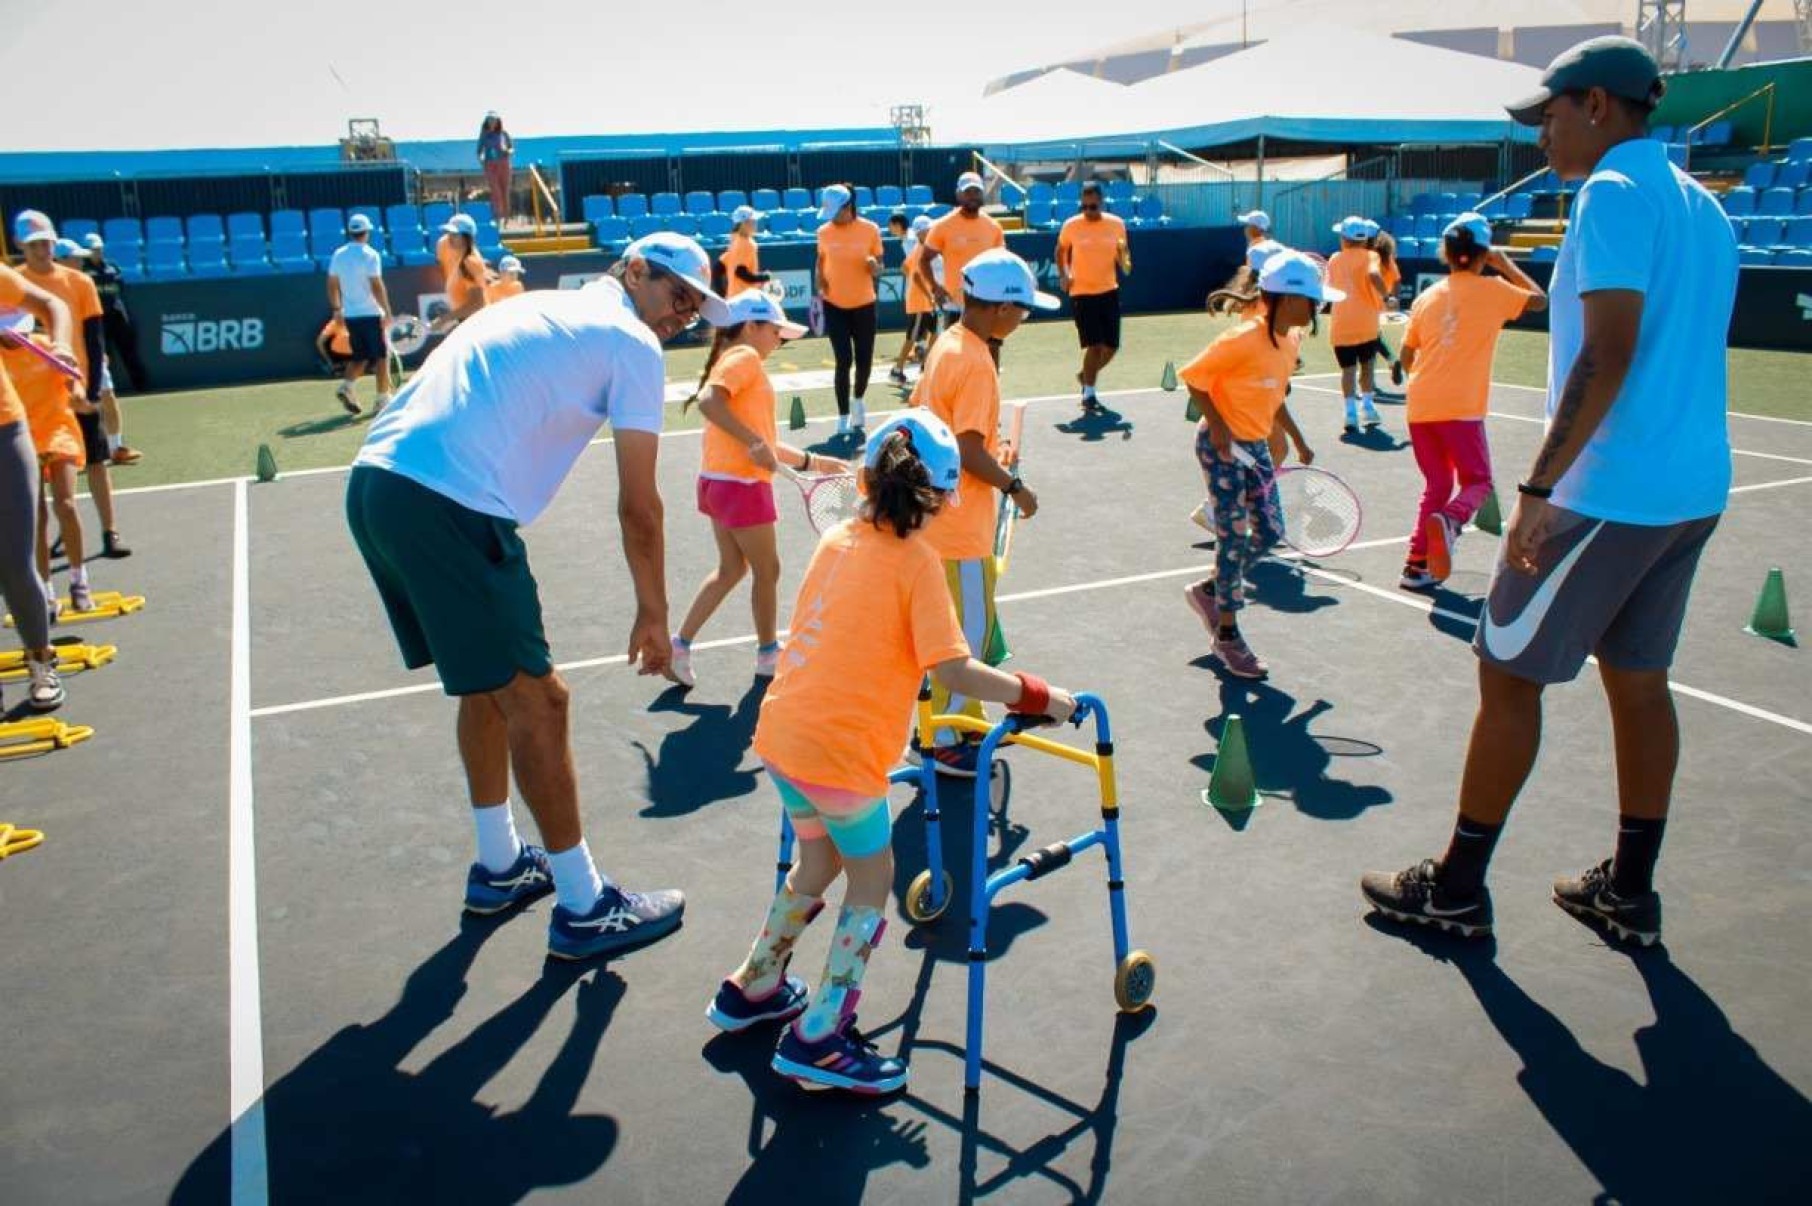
left=1336, top=427, right=1410, bottom=454
left=277, top=413, right=365, bottom=440
left=1052, top=406, right=1134, bottom=442
left=1363, top=915, right=1812, bottom=1202
left=634, top=680, right=767, bottom=819
left=172, top=916, right=623, bottom=1205
left=1190, top=674, right=1393, bottom=824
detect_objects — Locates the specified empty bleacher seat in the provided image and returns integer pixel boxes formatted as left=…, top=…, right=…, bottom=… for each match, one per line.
left=1027, top=182, right=1055, bottom=208
left=1054, top=181, right=1081, bottom=206
left=1023, top=200, right=1056, bottom=229
left=594, top=216, right=631, bottom=249
left=651, top=192, right=682, bottom=217
left=465, top=201, right=495, bottom=226
left=1106, top=179, right=1136, bottom=206
left=1738, top=247, right=1776, bottom=266
left=1412, top=215, right=1440, bottom=240
left=717, top=190, right=749, bottom=214
left=614, top=193, right=648, bottom=220
left=1744, top=219, right=1783, bottom=246
left=1786, top=137, right=1812, bottom=163
left=1780, top=248, right=1812, bottom=267
left=751, top=189, right=782, bottom=211
left=665, top=214, right=699, bottom=237
left=269, top=209, right=305, bottom=237
left=684, top=191, right=715, bottom=216
left=763, top=211, right=799, bottom=239
left=906, top=184, right=933, bottom=206
left=1698, top=120, right=1734, bottom=147
left=782, top=187, right=811, bottom=212
left=144, top=216, right=184, bottom=247
left=1759, top=187, right=1796, bottom=216
left=853, top=186, right=874, bottom=208
left=1134, top=194, right=1166, bottom=225
left=628, top=214, right=663, bottom=239
left=422, top=202, right=454, bottom=232
left=60, top=217, right=99, bottom=245
left=582, top=194, right=614, bottom=224
left=1409, top=193, right=1438, bottom=216
left=1397, top=238, right=1422, bottom=259
left=145, top=241, right=186, bottom=280
left=269, top=230, right=312, bottom=273
left=1744, top=162, right=1777, bottom=190
left=307, top=207, right=345, bottom=240
left=1798, top=189, right=1812, bottom=216
left=1777, top=160, right=1811, bottom=190
left=1530, top=245, right=1559, bottom=263
left=101, top=218, right=145, bottom=260
left=1783, top=216, right=1812, bottom=247
left=186, top=214, right=225, bottom=243
left=1721, top=187, right=1757, bottom=216
left=387, top=204, right=425, bottom=235
left=389, top=229, right=429, bottom=263
left=1387, top=215, right=1415, bottom=237
left=699, top=213, right=733, bottom=243
left=1507, top=194, right=1534, bottom=219
left=1052, top=198, right=1080, bottom=224
left=189, top=241, right=231, bottom=278
left=861, top=206, right=892, bottom=226
left=798, top=212, right=824, bottom=235
left=230, top=237, right=274, bottom=274
left=926, top=203, right=952, bottom=219
left=875, top=185, right=903, bottom=208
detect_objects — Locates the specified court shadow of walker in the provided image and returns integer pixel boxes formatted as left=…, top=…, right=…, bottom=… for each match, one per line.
left=170, top=916, right=622, bottom=1205
left=1366, top=917, right=1812, bottom=1203
left=1191, top=674, right=1393, bottom=825
left=633, top=680, right=767, bottom=819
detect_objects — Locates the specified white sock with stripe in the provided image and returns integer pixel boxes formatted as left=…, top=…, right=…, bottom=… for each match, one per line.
left=548, top=840, right=604, bottom=914
left=472, top=800, right=522, bottom=873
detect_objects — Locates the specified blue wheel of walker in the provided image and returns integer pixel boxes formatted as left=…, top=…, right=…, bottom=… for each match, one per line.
left=1115, top=950, right=1156, bottom=1013
left=905, top=868, right=954, bottom=924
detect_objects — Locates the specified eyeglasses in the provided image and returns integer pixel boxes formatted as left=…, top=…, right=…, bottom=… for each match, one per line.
left=1081, top=202, right=1101, bottom=212
left=648, top=264, right=701, bottom=320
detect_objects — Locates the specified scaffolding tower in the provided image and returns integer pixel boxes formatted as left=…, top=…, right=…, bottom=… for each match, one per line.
left=1637, top=0, right=1688, bottom=69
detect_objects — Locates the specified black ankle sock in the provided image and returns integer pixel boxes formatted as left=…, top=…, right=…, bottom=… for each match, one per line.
left=1611, top=815, right=1667, bottom=897
left=1438, top=816, right=1504, bottom=899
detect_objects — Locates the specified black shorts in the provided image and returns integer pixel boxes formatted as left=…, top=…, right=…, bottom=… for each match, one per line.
left=904, top=312, right=936, bottom=343
left=1071, top=290, right=1121, bottom=349
left=344, top=315, right=386, bottom=363
left=76, top=409, right=108, bottom=468
left=1334, top=340, right=1382, bottom=368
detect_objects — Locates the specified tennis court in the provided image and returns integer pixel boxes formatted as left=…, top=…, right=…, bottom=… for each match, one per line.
left=3, top=368, right=1809, bottom=1203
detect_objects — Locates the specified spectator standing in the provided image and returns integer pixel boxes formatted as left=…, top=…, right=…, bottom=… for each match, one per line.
left=478, top=112, right=514, bottom=226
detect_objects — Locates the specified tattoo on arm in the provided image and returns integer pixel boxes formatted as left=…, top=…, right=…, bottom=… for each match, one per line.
left=1531, top=345, right=1596, bottom=485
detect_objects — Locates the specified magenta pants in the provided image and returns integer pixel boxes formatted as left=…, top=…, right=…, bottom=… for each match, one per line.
left=1408, top=419, right=1492, bottom=558
left=484, top=158, right=512, bottom=222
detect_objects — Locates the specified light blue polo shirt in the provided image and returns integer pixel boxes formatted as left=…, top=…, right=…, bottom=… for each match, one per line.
left=1546, top=138, right=1738, bottom=525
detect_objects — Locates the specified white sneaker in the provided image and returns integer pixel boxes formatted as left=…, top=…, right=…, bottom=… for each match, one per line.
left=755, top=646, right=780, bottom=677
left=336, top=383, right=359, bottom=415
left=1190, top=502, right=1213, bottom=532
left=851, top=400, right=866, bottom=430
left=1360, top=397, right=1383, bottom=429
left=372, top=393, right=393, bottom=413
left=26, top=654, right=65, bottom=712
left=835, top=415, right=850, bottom=437
left=667, top=638, right=696, bottom=688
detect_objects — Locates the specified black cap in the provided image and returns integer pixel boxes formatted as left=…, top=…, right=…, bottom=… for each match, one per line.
left=1506, top=36, right=1664, bottom=127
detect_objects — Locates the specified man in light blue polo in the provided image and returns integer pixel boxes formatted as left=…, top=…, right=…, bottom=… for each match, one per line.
left=1363, top=36, right=1738, bottom=948
left=347, top=232, right=731, bottom=964
left=326, top=213, right=392, bottom=416
left=1237, top=209, right=1285, bottom=273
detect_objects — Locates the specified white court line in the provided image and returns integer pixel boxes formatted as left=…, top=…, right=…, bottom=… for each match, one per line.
left=228, top=479, right=270, bottom=1205
left=1730, top=474, right=1812, bottom=494
left=1474, top=378, right=1812, bottom=427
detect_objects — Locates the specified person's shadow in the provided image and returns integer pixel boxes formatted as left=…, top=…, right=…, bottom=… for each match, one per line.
left=171, top=915, right=624, bottom=1204
left=277, top=413, right=364, bottom=439
left=1367, top=916, right=1812, bottom=1203
left=1337, top=427, right=1409, bottom=453
left=1243, top=557, right=1342, bottom=615
left=1191, top=674, right=1392, bottom=825
left=1053, top=407, right=1134, bottom=442
left=633, top=680, right=767, bottom=819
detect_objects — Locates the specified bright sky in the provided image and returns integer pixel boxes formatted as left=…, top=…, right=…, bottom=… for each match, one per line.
left=4, top=0, right=1226, bottom=151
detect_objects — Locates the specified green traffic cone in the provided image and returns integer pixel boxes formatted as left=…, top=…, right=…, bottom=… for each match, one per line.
left=788, top=395, right=806, bottom=431
left=1744, top=566, right=1795, bottom=644
left=255, top=443, right=278, bottom=483
left=1202, top=714, right=1261, bottom=812
left=1184, top=392, right=1202, bottom=422
left=1160, top=360, right=1178, bottom=392
left=1474, top=488, right=1503, bottom=536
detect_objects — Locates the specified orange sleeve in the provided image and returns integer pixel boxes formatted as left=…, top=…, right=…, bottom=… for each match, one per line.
left=1056, top=220, right=1073, bottom=253
left=707, top=346, right=760, bottom=397
left=73, top=274, right=102, bottom=323
left=869, top=224, right=884, bottom=258
left=1402, top=292, right=1430, bottom=351
left=944, top=358, right=992, bottom=438
left=909, top=551, right=971, bottom=668
left=1177, top=337, right=1232, bottom=395
left=1494, top=277, right=1531, bottom=323
left=923, top=219, right=947, bottom=254
left=0, top=265, right=26, bottom=308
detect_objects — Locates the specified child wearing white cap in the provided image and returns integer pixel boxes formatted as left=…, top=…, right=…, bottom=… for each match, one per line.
left=721, top=207, right=770, bottom=299
left=669, top=291, right=848, bottom=686
left=485, top=256, right=527, bottom=304
left=1238, top=210, right=1286, bottom=274
left=889, top=213, right=938, bottom=383
left=1326, top=216, right=1392, bottom=432
left=910, top=247, right=1058, bottom=776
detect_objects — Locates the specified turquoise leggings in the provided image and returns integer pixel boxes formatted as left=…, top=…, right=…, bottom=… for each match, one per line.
left=768, top=763, right=892, bottom=859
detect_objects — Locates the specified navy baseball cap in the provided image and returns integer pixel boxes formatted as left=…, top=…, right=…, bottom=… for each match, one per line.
left=1507, top=36, right=1664, bottom=127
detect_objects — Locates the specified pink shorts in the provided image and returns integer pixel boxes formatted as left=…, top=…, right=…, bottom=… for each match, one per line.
left=696, top=477, right=778, bottom=529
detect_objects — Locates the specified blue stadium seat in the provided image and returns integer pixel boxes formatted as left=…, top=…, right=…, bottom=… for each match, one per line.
left=1721, top=187, right=1757, bottom=216
left=1744, top=219, right=1783, bottom=246
left=717, top=190, right=749, bottom=214
left=270, top=233, right=313, bottom=273
left=1397, top=238, right=1422, bottom=259
left=1738, top=246, right=1776, bottom=266
left=1529, top=245, right=1559, bottom=263
left=422, top=202, right=455, bottom=231
left=1454, top=192, right=1481, bottom=213
left=1055, top=181, right=1081, bottom=206
left=853, top=186, right=875, bottom=208
left=309, top=231, right=341, bottom=267
left=629, top=214, right=663, bottom=239
left=763, top=211, right=799, bottom=239
left=1387, top=215, right=1415, bottom=237
left=1412, top=215, right=1440, bottom=240
left=307, top=207, right=345, bottom=240
left=189, top=240, right=231, bottom=278
left=1698, top=120, right=1734, bottom=147
left=651, top=192, right=682, bottom=217
left=1409, top=193, right=1437, bottom=216
left=751, top=189, right=782, bottom=212
left=475, top=227, right=505, bottom=263
left=582, top=194, right=614, bottom=224
left=875, top=185, right=903, bottom=208
left=1778, top=160, right=1812, bottom=190
left=861, top=206, right=891, bottom=226
left=1052, top=198, right=1080, bottom=225
left=798, top=213, right=824, bottom=235
left=102, top=217, right=145, bottom=252
left=186, top=214, right=225, bottom=243
left=1782, top=216, right=1812, bottom=247
left=1798, top=189, right=1812, bottom=216
left=664, top=214, right=699, bottom=237
left=699, top=213, right=733, bottom=244
left=388, top=229, right=427, bottom=262
left=1507, top=194, right=1534, bottom=219
left=1744, top=162, right=1777, bottom=190
left=1787, top=137, right=1812, bottom=163
left=593, top=216, right=630, bottom=250
left=144, top=216, right=185, bottom=247
left=268, top=209, right=304, bottom=238
left=387, top=204, right=424, bottom=236
left=1023, top=200, right=1056, bottom=229
left=60, top=217, right=99, bottom=245
left=1759, top=187, right=1796, bottom=216
left=783, top=187, right=811, bottom=212
left=684, top=191, right=715, bottom=216
left=1135, top=194, right=1166, bottom=225
left=1664, top=142, right=1690, bottom=168
left=926, top=203, right=952, bottom=219
left=1027, top=182, right=1055, bottom=208
left=614, top=193, right=648, bottom=220
left=465, top=201, right=495, bottom=226
left=1779, top=248, right=1812, bottom=267
left=230, top=236, right=274, bottom=274
left=1650, top=125, right=1675, bottom=143
left=1106, top=179, right=1136, bottom=206
left=145, top=241, right=186, bottom=280
left=906, top=185, right=933, bottom=206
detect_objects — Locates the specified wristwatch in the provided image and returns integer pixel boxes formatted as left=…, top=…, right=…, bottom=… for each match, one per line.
left=1006, top=476, right=1024, bottom=496
left=1516, top=481, right=1553, bottom=500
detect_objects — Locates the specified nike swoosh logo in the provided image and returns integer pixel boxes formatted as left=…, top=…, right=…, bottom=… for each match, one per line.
left=1422, top=900, right=1480, bottom=918
left=1480, top=521, right=1604, bottom=662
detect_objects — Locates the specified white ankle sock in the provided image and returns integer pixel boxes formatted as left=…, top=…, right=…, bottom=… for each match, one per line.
left=472, top=801, right=522, bottom=873
left=69, top=565, right=88, bottom=587
left=1082, top=384, right=1097, bottom=399
left=107, top=433, right=122, bottom=454
left=548, top=840, right=604, bottom=914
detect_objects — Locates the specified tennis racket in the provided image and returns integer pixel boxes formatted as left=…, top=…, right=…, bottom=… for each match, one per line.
left=780, top=464, right=859, bottom=535
left=1231, top=445, right=1361, bottom=558
left=0, top=322, right=83, bottom=381
left=993, top=401, right=1028, bottom=574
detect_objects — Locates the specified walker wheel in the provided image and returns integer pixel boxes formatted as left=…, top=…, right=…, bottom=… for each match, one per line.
left=1114, top=950, right=1157, bottom=1013
left=988, top=759, right=1011, bottom=814
left=905, top=869, right=954, bottom=924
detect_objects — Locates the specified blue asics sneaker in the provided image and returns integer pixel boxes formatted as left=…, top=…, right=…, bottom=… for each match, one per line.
left=705, top=974, right=809, bottom=1033
left=771, top=1016, right=908, bottom=1094
left=462, top=844, right=553, bottom=916
left=547, top=883, right=686, bottom=961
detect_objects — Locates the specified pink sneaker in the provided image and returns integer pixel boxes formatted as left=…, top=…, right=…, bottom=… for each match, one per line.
left=1183, top=580, right=1220, bottom=635
left=1424, top=513, right=1461, bottom=582
left=1213, top=634, right=1269, bottom=679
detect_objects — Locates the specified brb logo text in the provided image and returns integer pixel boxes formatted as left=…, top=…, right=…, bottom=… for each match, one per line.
left=159, top=313, right=265, bottom=356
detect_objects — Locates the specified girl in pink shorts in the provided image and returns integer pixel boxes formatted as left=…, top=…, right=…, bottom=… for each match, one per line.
left=671, top=291, right=847, bottom=687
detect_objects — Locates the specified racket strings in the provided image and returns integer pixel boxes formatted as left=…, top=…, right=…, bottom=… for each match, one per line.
left=1276, top=471, right=1361, bottom=556
left=806, top=476, right=860, bottom=533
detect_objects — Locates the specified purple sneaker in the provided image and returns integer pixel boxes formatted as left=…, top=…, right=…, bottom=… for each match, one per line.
left=1213, top=635, right=1269, bottom=679
left=706, top=975, right=809, bottom=1033
left=1183, top=580, right=1220, bottom=635
left=771, top=1016, right=907, bottom=1094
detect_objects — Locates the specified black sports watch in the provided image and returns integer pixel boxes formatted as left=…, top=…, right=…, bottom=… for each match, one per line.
left=1516, top=481, right=1553, bottom=500
left=1006, top=476, right=1024, bottom=496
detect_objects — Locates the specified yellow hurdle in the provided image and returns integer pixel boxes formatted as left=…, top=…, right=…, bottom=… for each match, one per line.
left=0, top=717, right=95, bottom=760
left=0, top=643, right=118, bottom=682
left=0, top=822, right=45, bottom=859
left=5, top=592, right=146, bottom=628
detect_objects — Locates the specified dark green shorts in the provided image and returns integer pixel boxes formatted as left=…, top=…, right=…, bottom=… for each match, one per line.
left=345, top=465, right=551, bottom=695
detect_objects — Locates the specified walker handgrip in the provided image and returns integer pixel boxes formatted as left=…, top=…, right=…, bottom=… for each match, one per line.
left=1071, top=693, right=1111, bottom=743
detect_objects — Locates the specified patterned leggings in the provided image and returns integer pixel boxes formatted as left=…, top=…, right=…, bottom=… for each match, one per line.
left=1194, top=427, right=1283, bottom=614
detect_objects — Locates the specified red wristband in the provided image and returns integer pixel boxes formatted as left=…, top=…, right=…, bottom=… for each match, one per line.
left=1011, top=672, right=1050, bottom=716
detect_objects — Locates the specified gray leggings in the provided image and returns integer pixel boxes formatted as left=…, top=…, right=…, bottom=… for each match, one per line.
left=1, top=420, right=51, bottom=650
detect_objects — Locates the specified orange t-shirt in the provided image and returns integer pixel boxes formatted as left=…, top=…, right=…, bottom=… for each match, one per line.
left=1179, top=317, right=1302, bottom=442
left=1326, top=247, right=1383, bottom=347
left=754, top=518, right=970, bottom=796
left=320, top=317, right=352, bottom=356
left=0, top=266, right=32, bottom=427
left=435, top=233, right=459, bottom=281
left=903, top=246, right=933, bottom=315
left=448, top=253, right=488, bottom=313
left=698, top=344, right=778, bottom=483
left=721, top=234, right=761, bottom=298
left=485, top=276, right=525, bottom=304
left=816, top=218, right=884, bottom=308
left=21, top=263, right=101, bottom=383
left=922, top=211, right=1005, bottom=300
left=1057, top=212, right=1127, bottom=297
left=1379, top=259, right=1402, bottom=298
left=1402, top=272, right=1532, bottom=424
left=911, top=325, right=999, bottom=560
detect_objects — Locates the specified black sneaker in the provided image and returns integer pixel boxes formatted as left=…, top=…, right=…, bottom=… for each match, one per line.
left=102, top=530, right=132, bottom=559
left=1360, top=859, right=1494, bottom=938
left=1553, top=859, right=1662, bottom=947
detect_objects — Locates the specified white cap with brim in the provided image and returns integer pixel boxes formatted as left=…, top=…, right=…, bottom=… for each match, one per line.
left=730, top=205, right=763, bottom=226
left=1442, top=212, right=1493, bottom=248
left=347, top=214, right=374, bottom=234
left=1259, top=249, right=1344, bottom=304
left=53, top=238, right=84, bottom=259
left=83, top=232, right=105, bottom=250
left=961, top=247, right=1059, bottom=311
left=1237, top=210, right=1271, bottom=232
left=622, top=231, right=730, bottom=326
left=499, top=255, right=524, bottom=274
left=12, top=209, right=56, bottom=244
left=910, top=214, right=933, bottom=234
left=817, top=185, right=853, bottom=222
left=442, top=214, right=478, bottom=237
left=1332, top=216, right=1371, bottom=241
left=955, top=171, right=985, bottom=195
left=863, top=410, right=963, bottom=493
left=724, top=289, right=808, bottom=339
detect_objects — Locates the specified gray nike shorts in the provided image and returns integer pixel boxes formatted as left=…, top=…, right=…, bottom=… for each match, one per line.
left=1473, top=507, right=1720, bottom=685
